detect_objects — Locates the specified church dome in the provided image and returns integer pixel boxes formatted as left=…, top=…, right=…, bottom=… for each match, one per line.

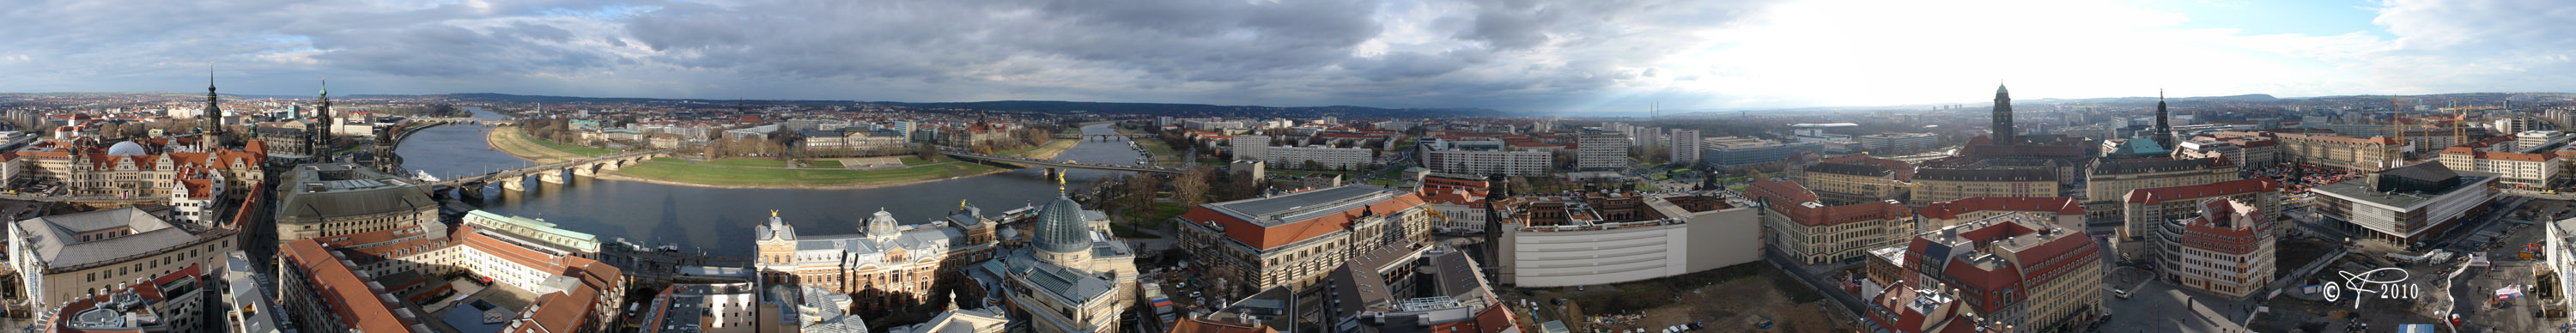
left=1031, top=194, right=1091, bottom=254
left=106, top=142, right=149, bottom=156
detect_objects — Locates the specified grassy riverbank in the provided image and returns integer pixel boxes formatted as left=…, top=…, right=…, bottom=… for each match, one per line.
left=607, top=157, right=1007, bottom=187
left=487, top=127, right=1015, bottom=189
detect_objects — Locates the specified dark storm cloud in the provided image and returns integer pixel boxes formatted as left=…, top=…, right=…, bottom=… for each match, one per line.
left=0, top=0, right=1790, bottom=111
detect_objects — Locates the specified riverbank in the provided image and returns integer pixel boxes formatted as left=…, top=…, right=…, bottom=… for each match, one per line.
left=486, top=126, right=1042, bottom=189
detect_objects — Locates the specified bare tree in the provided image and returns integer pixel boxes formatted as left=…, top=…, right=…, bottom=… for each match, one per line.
left=1172, top=167, right=1212, bottom=207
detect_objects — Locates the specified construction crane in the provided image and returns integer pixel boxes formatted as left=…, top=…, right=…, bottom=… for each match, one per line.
left=2391, top=99, right=2413, bottom=141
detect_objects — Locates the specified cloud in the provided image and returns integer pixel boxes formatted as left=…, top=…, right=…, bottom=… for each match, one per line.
left=0, top=0, right=2572, bottom=112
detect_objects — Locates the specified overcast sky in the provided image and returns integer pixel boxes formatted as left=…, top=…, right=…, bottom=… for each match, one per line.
left=2, top=0, right=2568, bottom=112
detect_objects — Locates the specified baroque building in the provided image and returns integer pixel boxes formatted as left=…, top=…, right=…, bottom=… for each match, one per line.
left=754, top=204, right=999, bottom=310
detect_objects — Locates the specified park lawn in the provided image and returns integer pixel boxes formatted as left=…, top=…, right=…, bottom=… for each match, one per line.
left=803, top=160, right=845, bottom=168
left=612, top=160, right=1004, bottom=186
left=523, top=133, right=615, bottom=156
left=900, top=156, right=934, bottom=166
left=703, top=158, right=789, bottom=168
left=1117, top=202, right=1190, bottom=229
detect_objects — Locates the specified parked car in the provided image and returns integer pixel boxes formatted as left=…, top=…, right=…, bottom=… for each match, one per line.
left=2112, top=288, right=2131, bottom=300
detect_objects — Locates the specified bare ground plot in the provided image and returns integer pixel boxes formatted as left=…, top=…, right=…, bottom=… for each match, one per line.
left=2275, top=237, right=2338, bottom=280
left=1502, top=263, right=1853, bottom=333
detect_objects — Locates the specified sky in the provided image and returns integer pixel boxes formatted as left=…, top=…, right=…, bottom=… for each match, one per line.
left=2, top=0, right=2572, bottom=112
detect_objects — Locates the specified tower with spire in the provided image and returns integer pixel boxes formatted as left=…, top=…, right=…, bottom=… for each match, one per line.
left=2154, top=90, right=2174, bottom=149
left=312, top=79, right=334, bottom=159
left=1993, top=83, right=2015, bottom=144
left=203, top=64, right=224, bottom=141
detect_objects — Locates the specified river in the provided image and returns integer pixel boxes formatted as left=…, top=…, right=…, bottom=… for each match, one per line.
left=394, top=107, right=1146, bottom=255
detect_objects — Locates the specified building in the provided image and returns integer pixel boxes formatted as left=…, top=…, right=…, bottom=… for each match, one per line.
left=2081, top=158, right=2239, bottom=223
left=1263, top=145, right=1374, bottom=171
left=1907, top=168, right=2060, bottom=204
left=3, top=137, right=265, bottom=199
left=1864, top=212, right=2104, bottom=333
left=273, top=163, right=438, bottom=243
left=1174, top=185, right=1430, bottom=325
left=1577, top=131, right=1625, bottom=171
left=219, top=251, right=285, bottom=333
left=1748, top=179, right=1914, bottom=265
left=2311, top=162, right=2499, bottom=244
left=1417, top=174, right=1492, bottom=232
left=1857, top=133, right=1941, bottom=153
left=2174, top=137, right=2281, bottom=167
left=1856, top=279, right=1976, bottom=333
left=2151, top=199, right=2275, bottom=298
left=987, top=185, right=1140, bottom=333
left=752, top=205, right=998, bottom=309
left=276, top=221, right=627, bottom=333
left=1419, top=139, right=1552, bottom=177
left=1917, top=197, right=2085, bottom=232
left=2269, top=131, right=2408, bottom=172
left=1699, top=136, right=1825, bottom=167
left=1992, top=84, right=2016, bottom=142
left=7, top=208, right=239, bottom=313
left=1792, top=158, right=1914, bottom=204
left=2439, top=136, right=2561, bottom=188
left=254, top=125, right=317, bottom=160
left=2117, top=179, right=2281, bottom=259
left=1322, top=247, right=1520, bottom=333
left=1493, top=191, right=1759, bottom=287
left=887, top=306, right=1010, bottom=333
left=638, top=282, right=761, bottom=333
left=34, top=264, right=207, bottom=333
left=1668, top=129, right=1701, bottom=164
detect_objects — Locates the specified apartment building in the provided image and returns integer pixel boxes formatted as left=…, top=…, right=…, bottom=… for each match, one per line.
left=1864, top=212, right=2104, bottom=333
left=2152, top=199, right=2276, bottom=298
left=2438, top=136, right=2561, bottom=188
left=1420, top=138, right=1552, bottom=177
left=2119, top=179, right=2282, bottom=260
left=1577, top=131, right=1627, bottom=171
left=1748, top=179, right=1914, bottom=265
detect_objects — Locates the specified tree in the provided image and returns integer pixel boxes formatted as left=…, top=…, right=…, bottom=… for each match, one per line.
left=1303, top=160, right=1323, bottom=171
left=914, top=144, right=940, bottom=161
left=1172, top=167, right=1212, bottom=208
left=1125, top=173, right=1162, bottom=210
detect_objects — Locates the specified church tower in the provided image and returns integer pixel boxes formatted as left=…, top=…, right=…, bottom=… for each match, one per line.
left=313, top=79, right=334, bottom=159
left=1993, top=84, right=2015, bottom=144
left=204, top=64, right=225, bottom=142
left=2154, top=90, right=2174, bottom=149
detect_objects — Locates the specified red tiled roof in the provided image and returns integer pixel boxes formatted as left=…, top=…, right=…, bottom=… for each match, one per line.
left=283, top=239, right=424, bottom=332
left=1747, top=179, right=1911, bottom=227
left=1178, top=191, right=1430, bottom=251
left=1917, top=197, right=2084, bottom=220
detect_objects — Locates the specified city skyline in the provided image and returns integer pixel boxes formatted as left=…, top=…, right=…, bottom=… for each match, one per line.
left=4, top=0, right=2572, bottom=113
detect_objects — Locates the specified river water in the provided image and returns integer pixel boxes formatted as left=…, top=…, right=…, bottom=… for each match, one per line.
left=395, top=107, right=1145, bottom=255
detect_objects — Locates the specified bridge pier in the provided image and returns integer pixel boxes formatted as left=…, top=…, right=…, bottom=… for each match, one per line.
left=573, top=166, right=596, bottom=177
left=459, top=183, right=488, bottom=200
left=538, top=171, right=568, bottom=185
left=502, top=178, right=528, bottom=192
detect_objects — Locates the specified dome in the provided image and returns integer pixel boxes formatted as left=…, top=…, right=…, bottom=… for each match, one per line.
left=757, top=211, right=794, bottom=241
left=866, top=209, right=899, bottom=238
left=1031, top=194, right=1091, bottom=254
left=106, top=142, right=148, bottom=156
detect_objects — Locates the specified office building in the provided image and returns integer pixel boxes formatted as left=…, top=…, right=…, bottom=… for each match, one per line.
left=1420, top=139, right=1552, bottom=177
left=1857, top=133, right=1941, bottom=153
left=2311, top=162, right=2499, bottom=244
left=1700, top=136, right=1825, bottom=167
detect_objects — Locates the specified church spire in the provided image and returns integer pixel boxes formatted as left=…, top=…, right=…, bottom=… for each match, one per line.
left=203, top=63, right=224, bottom=139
